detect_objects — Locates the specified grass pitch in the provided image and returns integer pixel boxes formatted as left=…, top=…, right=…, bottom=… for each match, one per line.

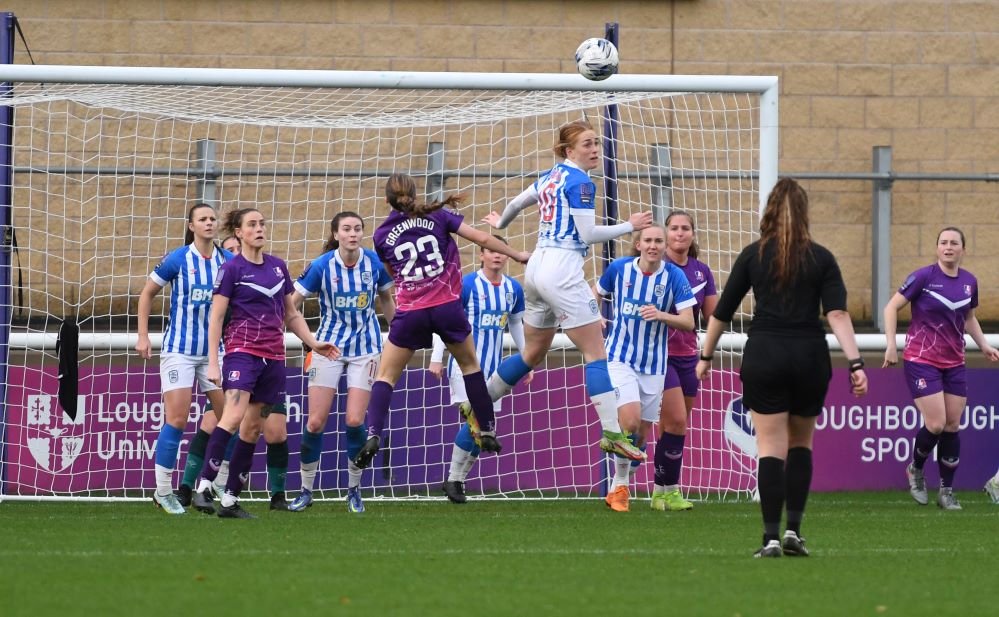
left=0, top=491, right=995, bottom=616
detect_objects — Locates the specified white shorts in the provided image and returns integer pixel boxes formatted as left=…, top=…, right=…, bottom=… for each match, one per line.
left=307, top=353, right=379, bottom=391
left=447, top=364, right=502, bottom=412
left=523, top=247, right=601, bottom=330
left=608, top=361, right=666, bottom=423
left=160, top=352, right=220, bottom=394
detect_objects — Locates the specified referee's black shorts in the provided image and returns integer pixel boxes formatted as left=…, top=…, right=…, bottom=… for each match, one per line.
left=739, top=334, right=832, bottom=417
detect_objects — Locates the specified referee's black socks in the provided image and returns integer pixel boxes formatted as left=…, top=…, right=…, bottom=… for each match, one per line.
left=785, top=447, right=813, bottom=535
left=757, top=456, right=785, bottom=543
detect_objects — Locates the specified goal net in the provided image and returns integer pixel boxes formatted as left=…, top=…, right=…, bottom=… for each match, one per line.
left=0, top=67, right=777, bottom=501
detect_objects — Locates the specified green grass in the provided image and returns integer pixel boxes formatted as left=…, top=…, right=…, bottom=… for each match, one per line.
left=0, top=492, right=995, bottom=616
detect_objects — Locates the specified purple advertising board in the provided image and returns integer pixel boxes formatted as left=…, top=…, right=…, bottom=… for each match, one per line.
left=3, top=364, right=997, bottom=496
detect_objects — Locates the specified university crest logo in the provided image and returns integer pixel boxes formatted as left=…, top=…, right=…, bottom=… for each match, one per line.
left=25, top=394, right=85, bottom=472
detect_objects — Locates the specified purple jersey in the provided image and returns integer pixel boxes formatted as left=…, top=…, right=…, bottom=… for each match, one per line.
left=213, top=253, right=294, bottom=360
left=666, top=256, right=716, bottom=357
left=899, top=264, right=977, bottom=369
left=372, top=207, right=464, bottom=312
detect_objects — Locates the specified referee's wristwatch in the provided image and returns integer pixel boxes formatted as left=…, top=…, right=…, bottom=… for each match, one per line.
left=847, top=357, right=865, bottom=372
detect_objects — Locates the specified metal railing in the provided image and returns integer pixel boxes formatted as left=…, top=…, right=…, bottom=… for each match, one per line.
left=11, top=142, right=999, bottom=338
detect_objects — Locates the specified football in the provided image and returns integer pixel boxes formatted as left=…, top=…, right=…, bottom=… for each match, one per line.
left=574, top=38, right=619, bottom=81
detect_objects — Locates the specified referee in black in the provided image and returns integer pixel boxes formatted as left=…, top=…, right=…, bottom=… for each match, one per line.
left=696, top=177, right=868, bottom=558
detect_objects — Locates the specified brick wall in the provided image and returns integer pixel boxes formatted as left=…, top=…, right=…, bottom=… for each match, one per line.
left=5, top=0, right=999, bottom=322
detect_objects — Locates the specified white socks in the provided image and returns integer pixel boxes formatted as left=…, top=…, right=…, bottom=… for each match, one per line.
left=611, top=456, right=631, bottom=491
left=301, top=460, right=319, bottom=492
left=154, top=464, right=173, bottom=497
left=347, top=460, right=362, bottom=489
left=590, top=390, right=622, bottom=433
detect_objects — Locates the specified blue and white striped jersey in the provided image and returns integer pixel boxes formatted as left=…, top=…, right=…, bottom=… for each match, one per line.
left=597, top=257, right=696, bottom=375
left=294, top=247, right=393, bottom=358
left=150, top=244, right=233, bottom=356
left=533, top=159, right=596, bottom=256
left=448, top=271, right=526, bottom=379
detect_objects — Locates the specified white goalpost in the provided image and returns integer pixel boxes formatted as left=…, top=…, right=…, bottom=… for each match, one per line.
left=0, top=65, right=778, bottom=501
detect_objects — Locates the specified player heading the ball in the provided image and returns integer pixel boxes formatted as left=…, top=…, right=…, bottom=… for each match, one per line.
left=483, top=119, right=653, bottom=462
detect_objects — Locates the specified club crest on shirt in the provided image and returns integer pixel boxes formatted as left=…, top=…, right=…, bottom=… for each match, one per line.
left=654, top=284, right=666, bottom=298
left=964, top=284, right=972, bottom=296
left=695, top=270, right=703, bottom=281
left=361, top=271, right=372, bottom=285
left=506, top=292, right=514, bottom=306
left=273, top=267, right=283, bottom=277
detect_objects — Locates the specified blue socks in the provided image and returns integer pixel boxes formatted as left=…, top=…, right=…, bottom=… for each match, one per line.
left=584, top=359, right=614, bottom=397
left=154, top=424, right=183, bottom=469
left=454, top=422, right=482, bottom=456
left=496, top=354, right=532, bottom=387
left=301, top=429, right=323, bottom=465
left=345, top=424, right=367, bottom=461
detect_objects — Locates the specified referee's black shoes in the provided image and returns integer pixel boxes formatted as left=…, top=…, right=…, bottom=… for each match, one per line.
left=781, top=531, right=809, bottom=557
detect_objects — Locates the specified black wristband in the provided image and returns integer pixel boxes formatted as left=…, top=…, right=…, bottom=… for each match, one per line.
left=848, top=358, right=865, bottom=372
left=699, top=354, right=713, bottom=362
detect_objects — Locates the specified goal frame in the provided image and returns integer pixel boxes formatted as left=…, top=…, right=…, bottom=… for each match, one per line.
left=0, top=65, right=778, bottom=501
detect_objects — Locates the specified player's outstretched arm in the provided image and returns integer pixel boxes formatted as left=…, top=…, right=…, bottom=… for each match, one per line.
left=457, top=223, right=530, bottom=263
left=573, top=210, right=652, bottom=245
left=483, top=186, right=538, bottom=230
left=284, top=292, right=340, bottom=360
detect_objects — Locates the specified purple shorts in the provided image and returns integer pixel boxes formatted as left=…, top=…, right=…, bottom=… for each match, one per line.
left=221, top=351, right=288, bottom=405
left=388, top=299, right=471, bottom=351
left=903, top=360, right=966, bottom=399
left=664, top=355, right=699, bottom=397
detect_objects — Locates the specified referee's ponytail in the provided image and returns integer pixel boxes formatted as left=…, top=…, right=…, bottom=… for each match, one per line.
left=758, top=178, right=812, bottom=291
